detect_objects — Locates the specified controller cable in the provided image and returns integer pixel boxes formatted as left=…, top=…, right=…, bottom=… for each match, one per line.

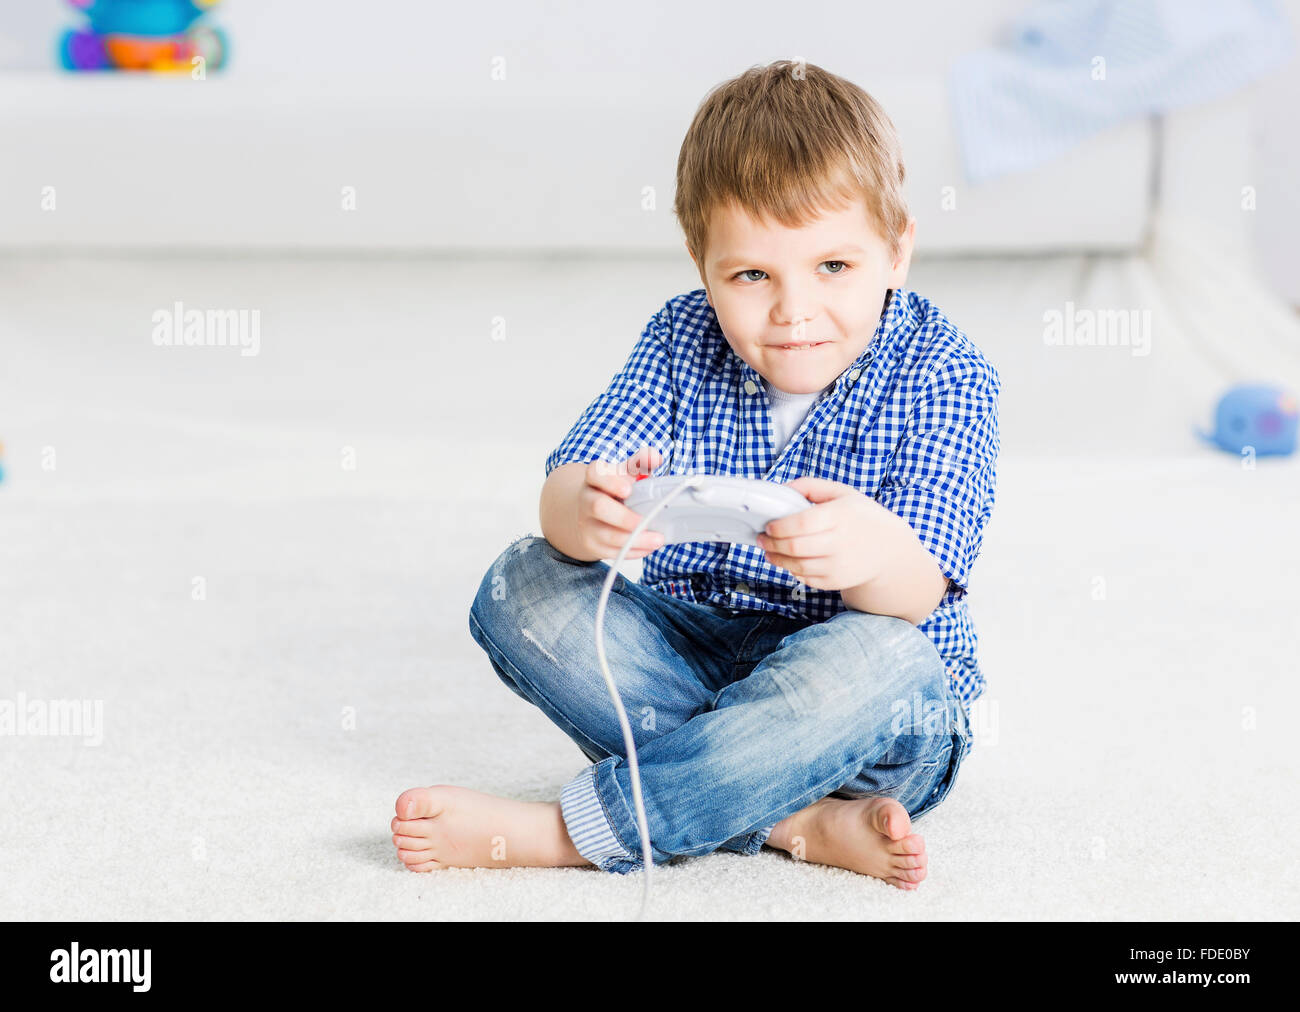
left=593, top=473, right=704, bottom=921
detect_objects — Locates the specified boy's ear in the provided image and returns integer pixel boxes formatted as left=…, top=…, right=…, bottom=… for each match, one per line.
left=687, top=241, right=713, bottom=306
left=686, top=240, right=704, bottom=273
left=886, top=217, right=917, bottom=286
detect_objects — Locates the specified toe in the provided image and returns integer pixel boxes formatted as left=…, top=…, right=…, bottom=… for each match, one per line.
left=395, top=786, right=446, bottom=821
left=870, top=799, right=910, bottom=841
left=397, top=848, right=429, bottom=864
left=393, top=834, right=433, bottom=851
left=890, top=833, right=925, bottom=855
left=406, top=860, right=442, bottom=872
left=392, top=818, right=435, bottom=837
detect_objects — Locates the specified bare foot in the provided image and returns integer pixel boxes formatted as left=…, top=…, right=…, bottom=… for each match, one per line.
left=766, top=796, right=927, bottom=890
left=390, top=784, right=591, bottom=871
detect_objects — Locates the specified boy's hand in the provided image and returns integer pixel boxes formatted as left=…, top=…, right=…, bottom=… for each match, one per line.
left=574, top=446, right=667, bottom=561
left=756, top=476, right=906, bottom=591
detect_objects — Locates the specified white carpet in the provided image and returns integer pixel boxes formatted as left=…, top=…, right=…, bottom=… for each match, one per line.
left=1, top=252, right=1297, bottom=920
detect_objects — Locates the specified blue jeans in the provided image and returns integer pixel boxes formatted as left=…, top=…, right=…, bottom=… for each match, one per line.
left=467, top=535, right=971, bottom=875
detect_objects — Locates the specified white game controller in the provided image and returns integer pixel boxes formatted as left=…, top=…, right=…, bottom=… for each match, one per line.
left=597, top=472, right=815, bottom=919
left=623, top=474, right=812, bottom=546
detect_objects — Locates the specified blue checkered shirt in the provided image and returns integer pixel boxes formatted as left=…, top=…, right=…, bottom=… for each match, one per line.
left=543, top=287, right=1001, bottom=723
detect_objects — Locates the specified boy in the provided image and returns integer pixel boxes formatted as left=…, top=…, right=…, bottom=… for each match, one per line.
left=392, top=60, right=1000, bottom=890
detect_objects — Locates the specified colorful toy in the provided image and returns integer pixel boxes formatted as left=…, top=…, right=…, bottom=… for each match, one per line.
left=59, top=0, right=227, bottom=73
left=1197, top=384, right=1298, bottom=457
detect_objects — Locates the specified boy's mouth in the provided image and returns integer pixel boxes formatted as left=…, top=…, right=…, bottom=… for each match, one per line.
left=773, top=341, right=827, bottom=351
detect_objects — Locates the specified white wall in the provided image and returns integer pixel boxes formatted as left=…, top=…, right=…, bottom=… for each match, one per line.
left=1248, top=0, right=1300, bottom=303
left=2, top=0, right=1028, bottom=90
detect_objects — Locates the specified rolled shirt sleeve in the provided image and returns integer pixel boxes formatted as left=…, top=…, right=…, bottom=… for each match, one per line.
left=544, top=303, right=676, bottom=478
left=874, top=350, right=1001, bottom=595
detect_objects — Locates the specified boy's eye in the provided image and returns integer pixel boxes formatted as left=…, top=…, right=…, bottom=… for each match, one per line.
left=732, top=261, right=851, bottom=282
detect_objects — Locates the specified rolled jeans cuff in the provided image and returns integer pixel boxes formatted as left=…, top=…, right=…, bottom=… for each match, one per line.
left=559, top=762, right=637, bottom=872
left=737, top=824, right=775, bottom=855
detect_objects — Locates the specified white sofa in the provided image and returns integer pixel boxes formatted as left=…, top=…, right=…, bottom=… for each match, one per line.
left=0, top=70, right=1156, bottom=252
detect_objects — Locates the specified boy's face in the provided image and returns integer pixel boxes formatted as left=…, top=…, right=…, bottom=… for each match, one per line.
left=689, top=196, right=915, bottom=395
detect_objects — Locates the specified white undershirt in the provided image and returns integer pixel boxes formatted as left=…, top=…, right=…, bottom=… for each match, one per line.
left=762, top=378, right=831, bottom=453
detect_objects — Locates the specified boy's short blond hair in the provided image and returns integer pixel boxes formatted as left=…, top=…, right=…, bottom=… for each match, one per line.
left=673, top=60, right=909, bottom=270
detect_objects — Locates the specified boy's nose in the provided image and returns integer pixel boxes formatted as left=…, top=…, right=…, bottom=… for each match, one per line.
left=773, top=304, right=817, bottom=334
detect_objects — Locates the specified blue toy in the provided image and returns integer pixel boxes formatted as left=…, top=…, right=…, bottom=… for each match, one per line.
left=70, top=0, right=217, bottom=35
left=1197, top=384, right=1298, bottom=457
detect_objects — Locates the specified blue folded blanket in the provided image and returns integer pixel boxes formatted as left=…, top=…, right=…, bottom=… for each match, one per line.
left=950, top=0, right=1293, bottom=183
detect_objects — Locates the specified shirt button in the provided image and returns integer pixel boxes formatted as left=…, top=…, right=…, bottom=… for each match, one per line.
left=848, top=368, right=861, bottom=381
left=743, top=379, right=758, bottom=395
left=735, top=581, right=751, bottom=594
